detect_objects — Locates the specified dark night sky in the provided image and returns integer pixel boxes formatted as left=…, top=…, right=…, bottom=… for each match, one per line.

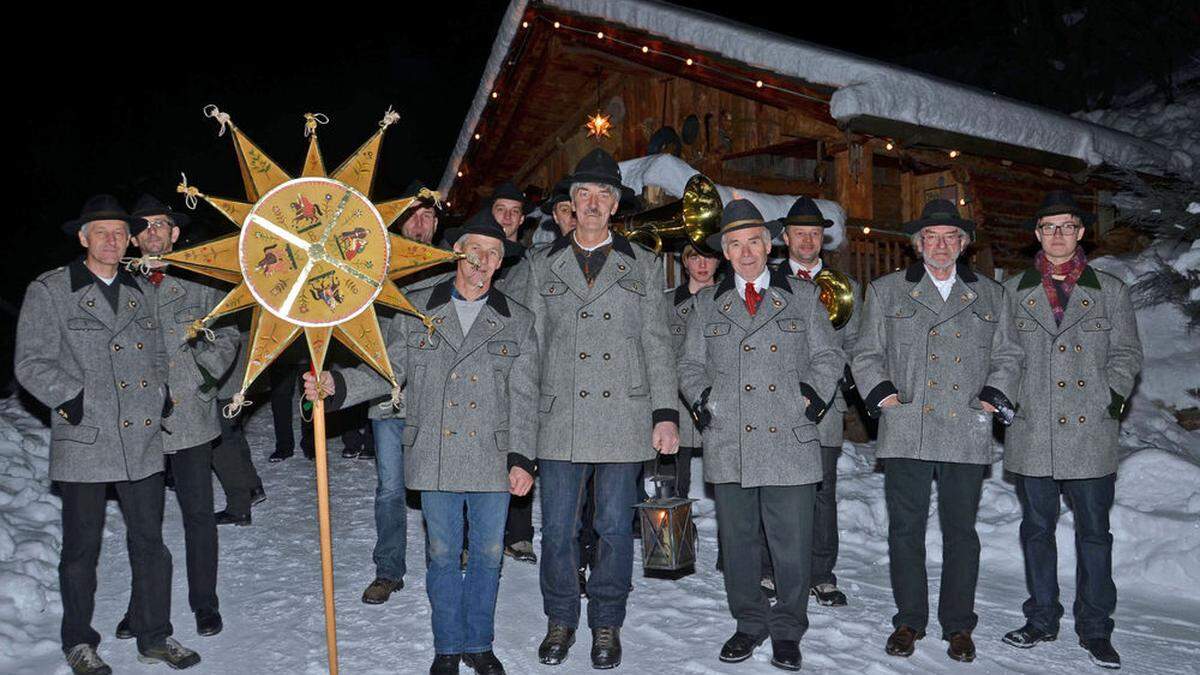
left=12, top=1, right=1196, bottom=305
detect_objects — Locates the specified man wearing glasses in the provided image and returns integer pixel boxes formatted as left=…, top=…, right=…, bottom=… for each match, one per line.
left=849, top=199, right=1022, bottom=663
left=999, top=191, right=1142, bottom=670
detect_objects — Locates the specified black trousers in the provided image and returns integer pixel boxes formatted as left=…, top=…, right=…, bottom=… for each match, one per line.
left=164, top=443, right=219, bottom=614
left=212, top=404, right=262, bottom=516
left=760, top=445, right=840, bottom=585
left=59, top=474, right=173, bottom=653
left=883, top=458, right=986, bottom=637
left=714, top=482, right=815, bottom=642
left=504, top=489, right=535, bottom=546
left=269, top=364, right=313, bottom=455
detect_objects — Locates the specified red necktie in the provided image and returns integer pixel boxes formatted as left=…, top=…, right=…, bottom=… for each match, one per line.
left=795, top=268, right=811, bottom=281
left=147, top=270, right=165, bottom=287
left=744, top=282, right=761, bottom=316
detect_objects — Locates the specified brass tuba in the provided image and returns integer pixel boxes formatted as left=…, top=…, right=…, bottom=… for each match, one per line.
left=812, top=269, right=855, bottom=330
left=614, top=174, right=722, bottom=254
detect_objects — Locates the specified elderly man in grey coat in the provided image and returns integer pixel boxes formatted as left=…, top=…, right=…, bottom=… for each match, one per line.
left=306, top=212, right=538, bottom=675
left=679, top=199, right=845, bottom=671
left=999, top=191, right=1143, bottom=670
left=119, top=194, right=239, bottom=640
left=849, top=199, right=1022, bottom=663
left=526, top=148, right=680, bottom=670
left=15, top=195, right=201, bottom=674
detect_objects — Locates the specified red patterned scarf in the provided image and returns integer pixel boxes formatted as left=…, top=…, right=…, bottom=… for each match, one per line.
left=1034, top=247, right=1087, bottom=323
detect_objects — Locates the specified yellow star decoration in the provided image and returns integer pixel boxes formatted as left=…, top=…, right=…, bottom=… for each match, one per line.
left=585, top=110, right=612, bottom=138
left=161, top=106, right=460, bottom=413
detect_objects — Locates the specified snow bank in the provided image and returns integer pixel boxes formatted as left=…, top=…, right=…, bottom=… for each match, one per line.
left=0, top=398, right=62, bottom=666
left=618, top=153, right=847, bottom=249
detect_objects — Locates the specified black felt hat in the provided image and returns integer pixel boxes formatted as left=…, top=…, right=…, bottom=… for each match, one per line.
left=62, top=194, right=146, bottom=236
left=777, top=196, right=833, bottom=228
left=704, top=199, right=781, bottom=251
left=1027, top=190, right=1096, bottom=229
left=565, top=148, right=625, bottom=191
left=131, top=194, right=191, bottom=235
left=902, top=199, right=976, bottom=236
left=490, top=180, right=535, bottom=215
left=544, top=178, right=572, bottom=210
left=396, top=179, right=443, bottom=221
left=443, top=209, right=525, bottom=258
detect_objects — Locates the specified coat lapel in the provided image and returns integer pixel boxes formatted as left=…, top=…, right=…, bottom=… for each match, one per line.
left=1020, top=284, right=1060, bottom=335
left=457, top=303, right=506, bottom=362
left=937, top=277, right=978, bottom=323
left=70, top=261, right=115, bottom=329
left=548, top=247, right=591, bottom=301
left=714, top=278, right=753, bottom=334
left=112, top=277, right=145, bottom=335
left=157, top=275, right=186, bottom=311
left=586, top=246, right=634, bottom=301
left=425, top=280, right=463, bottom=351
left=1057, top=283, right=1097, bottom=334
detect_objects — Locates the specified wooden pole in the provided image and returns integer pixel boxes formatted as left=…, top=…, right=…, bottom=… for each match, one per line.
left=312, top=398, right=339, bottom=674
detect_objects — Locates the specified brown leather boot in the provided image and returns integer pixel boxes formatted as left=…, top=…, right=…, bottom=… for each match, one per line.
left=885, top=626, right=925, bottom=657
left=946, top=631, right=976, bottom=662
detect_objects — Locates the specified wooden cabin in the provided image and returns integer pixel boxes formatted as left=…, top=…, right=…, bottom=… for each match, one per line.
left=438, top=0, right=1179, bottom=282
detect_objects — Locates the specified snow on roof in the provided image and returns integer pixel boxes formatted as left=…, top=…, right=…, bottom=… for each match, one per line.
left=439, top=0, right=1189, bottom=195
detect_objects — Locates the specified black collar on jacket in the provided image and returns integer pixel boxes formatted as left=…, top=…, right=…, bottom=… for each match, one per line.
left=68, top=258, right=141, bottom=293
left=672, top=283, right=693, bottom=306
left=903, top=260, right=978, bottom=284
left=546, top=231, right=635, bottom=258
left=1016, top=264, right=1101, bottom=291
left=425, top=277, right=511, bottom=318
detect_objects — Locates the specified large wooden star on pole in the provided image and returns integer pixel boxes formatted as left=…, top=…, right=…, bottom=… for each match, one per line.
left=162, top=105, right=458, bottom=409
left=149, top=106, right=460, bottom=674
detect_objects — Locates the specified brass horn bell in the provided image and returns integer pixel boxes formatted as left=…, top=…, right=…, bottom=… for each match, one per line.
left=812, top=268, right=856, bottom=330
left=614, top=174, right=722, bottom=254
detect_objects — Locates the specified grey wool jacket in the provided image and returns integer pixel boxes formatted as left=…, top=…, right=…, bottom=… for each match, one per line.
left=155, top=272, right=239, bottom=451
left=666, top=284, right=704, bottom=449
left=16, top=261, right=170, bottom=483
left=524, top=234, right=679, bottom=463
left=849, top=262, right=1023, bottom=465
left=1002, top=265, right=1143, bottom=479
left=335, top=279, right=539, bottom=492
left=677, top=267, right=846, bottom=488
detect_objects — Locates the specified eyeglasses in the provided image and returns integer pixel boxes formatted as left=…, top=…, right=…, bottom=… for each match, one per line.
left=1037, top=223, right=1079, bottom=236
left=919, top=233, right=963, bottom=246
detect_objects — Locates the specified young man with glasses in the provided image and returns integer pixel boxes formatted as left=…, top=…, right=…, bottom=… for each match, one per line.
left=999, top=191, right=1142, bottom=670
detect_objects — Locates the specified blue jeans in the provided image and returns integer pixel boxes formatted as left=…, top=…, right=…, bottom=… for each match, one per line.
left=539, top=460, right=641, bottom=629
left=372, top=419, right=407, bottom=581
left=1016, top=473, right=1116, bottom=639
left=422, top=490, right=510, bottom=655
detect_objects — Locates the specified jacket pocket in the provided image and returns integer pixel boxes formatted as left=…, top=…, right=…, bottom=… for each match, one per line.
left=1081, top=317, right=1113, bottom=332
left=487, top=340, right=519, bottom=357
left=494, top=430, right=510, bottom=452
left=1014, top=318, right=1038, bottom=332
left=669, top=323, right=686, bottom=337
left=407, top=332, right=439, bottom=350
left=703, top=322, right=731, bottom=338
left=52, top=423, right=99, bottom=445
left=777, top=319, right=807, bottom=333
left=539, top=393, right=555, bottom=414
left=626, top=337, right=648, bottom=396
left=67, top=318, right=105, bottom=330
left=539, top=281, right=568, bottom=296
left=402, top=424, right=419, bottom=448
left=618, top=278, right=647, bottom=296
left=792, top=424, right=819, bottom=445
left=174, top=305, right=203, bottom=323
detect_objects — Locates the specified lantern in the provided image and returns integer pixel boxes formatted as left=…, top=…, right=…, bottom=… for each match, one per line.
left=634, top=476, right=697, bottom=571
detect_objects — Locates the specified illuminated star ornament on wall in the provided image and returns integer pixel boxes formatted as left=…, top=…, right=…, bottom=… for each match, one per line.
left=585, top=110, right=612, bottom=138
left=161, top=105, right=460, bottom=415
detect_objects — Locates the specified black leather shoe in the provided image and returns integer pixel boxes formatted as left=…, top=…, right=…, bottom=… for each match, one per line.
left=1080, top=638, right=1121, bottom=669
left=462, top=650, right=505, bottom=674
left=341, top=446, right=360, bottom=458
left=946, top=631, right=976, bottom=663
left=214, top=510, right=251, bottom=526
left=538, top=623, right=576, bottom=665
left=885, top=626, right=925, bottom=657
left=591, top=627, right=621, bottom=670
left=250, top=485, right=267, bottom=506
left=770, top=640, right=801, bottom=671
left=719, top=632, right=766, bottom=663
left=430, top=653, right=460, bottom=674
left=115, top=616, right=134, bottom=640
left=357, top=445, right=376, bottom=460
left=1002, top=623, right=1057, bottom=648
left=268, top=449, right=293, bottom=463
left=195, top=609, right=223, bottom=637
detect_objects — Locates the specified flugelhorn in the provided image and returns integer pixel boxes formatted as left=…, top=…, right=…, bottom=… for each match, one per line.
left=812, top=269, right=855, bottom=330
left=614, top=174, right=722, bottom=254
